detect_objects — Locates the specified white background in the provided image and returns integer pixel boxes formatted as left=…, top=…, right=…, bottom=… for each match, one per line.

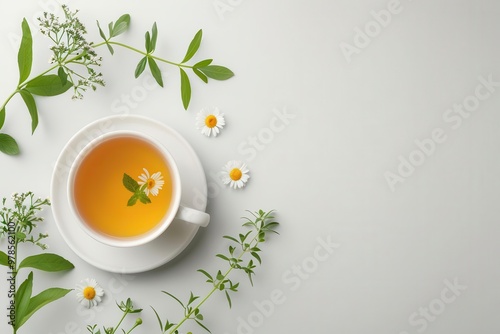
left=1, top=0, right=500, bottom=333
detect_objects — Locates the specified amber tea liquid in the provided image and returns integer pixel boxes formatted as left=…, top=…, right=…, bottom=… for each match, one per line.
left=73, top=135, right=173, bottom=238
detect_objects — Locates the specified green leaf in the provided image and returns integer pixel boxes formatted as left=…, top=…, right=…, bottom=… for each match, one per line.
left=106, top=43, right=115, bottom=55
left=0, top=106, right=5, bottom=130
left=145, top=31, right=152, bottom=53
left=123, top=173, right=139, bottom=192
left=198, top=65, right=234, bottom=80
left=251, top=252, right=262, bottom=264
left=111, top=14, right=131, bottom=37
left=180, top=68, right=191, bottom=110
left=195, top=319, right=211, bottom=333
left=0, top=250, right=9, bottom=266
left=17, top=287, right=72, bottom=329
left=223, top=235, right=239, bottom=243
left=18, top=18, right=33, bottom=85
left=197, top=269, right=213, bottom=281
left=192, top=68, right=208, bottom=83
left=134, top=57, right=147, bottom=78
left=182, top=29, right=203, bottom=63
left=97, top=20, right=115, bottom=54
left=127, top=194, right=138, bottom=206
left=0, top=133, right=20, bottom=155
left=25, top=74, right=72, bottom=96
left=188, top=292, right=199, bottom=305
left=19, top=253, right=74, bottom=272
left=108, top=21, right=114, bottom=37
left=216, top=254, right=229, bottom=262
left=57, top=67, right=68, bottom=86
left=19, top=90, right=38, bottom=134
left=96, top=20, right=107, bottom=41
left=162, top=291, right=185, bottom=308
left=193, top=59, right=213, bottom=68
left=138, top=192, right=151, bottom=204
left=150, top=22, right=158, bottom=52
left=151, top=306, right=163, bottom=331
left=225, top=290, right=232, bottom=308
left=15, top=272, right=33, bottom=330
left=148, top=57, right=163, bottom=87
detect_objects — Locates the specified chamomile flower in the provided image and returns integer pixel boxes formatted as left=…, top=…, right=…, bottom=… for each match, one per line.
left=138, top=168, right=164, bottom=196
left=196, top=107, right=225, bottom=137
left=76, top=278, right=104, bottom=308
left=220, top=160, right=250, bottom=189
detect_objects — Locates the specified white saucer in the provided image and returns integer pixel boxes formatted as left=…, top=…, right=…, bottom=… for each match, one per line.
left=50, top=115, right=207, bottom=273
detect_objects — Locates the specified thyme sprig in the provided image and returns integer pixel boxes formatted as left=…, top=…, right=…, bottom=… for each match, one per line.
left=152, top=209, right=279, bottom=334
left=86, top=298, right=143, bottom=334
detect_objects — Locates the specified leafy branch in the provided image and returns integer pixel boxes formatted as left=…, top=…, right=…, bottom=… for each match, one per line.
left=122, top=173, right=151, bottom=206
left=0, top=6, right=234, bottom=156
left=87, top=298, right=142, bottom=334
left=152, top=209, right=279, bottom=334
left=0, top=192, right=75, bottom=334
left=96, top=16, right=234, bottom=109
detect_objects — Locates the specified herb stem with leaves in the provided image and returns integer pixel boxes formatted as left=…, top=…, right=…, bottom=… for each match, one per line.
left=152, top=209, right=279, bottom=334
left=0, top=6, right=234, bottom=156
left=0, top=192, right=75, bottom=334
left=87, top=298, right=142, bottom=334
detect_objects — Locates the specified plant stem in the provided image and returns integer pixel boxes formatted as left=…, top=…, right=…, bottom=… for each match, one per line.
left=125, top=320, right=141, bottom=334
left=93, top=41, right=193, bottom=69
left=167, top=234, right=260, bottom=334
left=0, top=52, right=83, bottom=115
left=111, top=311, right=129, bottom=334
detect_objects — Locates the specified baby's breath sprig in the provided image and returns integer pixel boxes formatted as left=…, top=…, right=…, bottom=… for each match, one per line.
left=151, top=209, right=279, bottom=334
left=40, top=5, right=105, bottom=100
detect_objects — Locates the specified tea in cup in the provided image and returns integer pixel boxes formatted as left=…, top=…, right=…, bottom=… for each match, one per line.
left=67, top=130, right=209, bottom=247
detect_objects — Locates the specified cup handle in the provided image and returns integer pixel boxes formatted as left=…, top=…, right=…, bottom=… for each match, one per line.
left=175, top=205, right=210, bottom=227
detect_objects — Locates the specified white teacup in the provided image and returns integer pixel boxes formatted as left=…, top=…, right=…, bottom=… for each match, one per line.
left=67, top=130, right=210, bottom=248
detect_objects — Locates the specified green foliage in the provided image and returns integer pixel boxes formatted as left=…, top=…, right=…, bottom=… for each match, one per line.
left=15, top=276, right=71, bottom=330
left=19, top=90, right=38, bottom=134
left=0, top=192, right=74, bottom=332
left=25, top=75, right=72, bottom=96
left=180, top=68, right=191, bottom=110
left=87, top=298, right=142, bottom=334
left=86, top=209, right=279, bottom=334
left=123, top=173, right=152, bottom=206
left=1, top=6, right=234, bottom=156
left=17, top=19, right=33, bottom=85
left=0, top=107, right=5, bottom=129
left=18, top=253, right=75, bottom=272
left=182, top=29, right=203, bottom=63
left=0, top=134, right=20, bottom=155
left=154, top=209, right=279, bottom=334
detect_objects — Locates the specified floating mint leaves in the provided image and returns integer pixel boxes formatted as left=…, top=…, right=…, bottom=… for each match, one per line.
left=123, top=173, right=151, bottom=206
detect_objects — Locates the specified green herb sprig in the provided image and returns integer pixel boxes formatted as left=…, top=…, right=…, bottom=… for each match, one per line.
left=87, top=298, right=142, bottom=334
left=123, top=173, right=151, bottom=206
left=151, top=209, right=279, bottom=334
left=0, top=6, right=234, bottom=156
left=0, top=192, right=75, bottom=334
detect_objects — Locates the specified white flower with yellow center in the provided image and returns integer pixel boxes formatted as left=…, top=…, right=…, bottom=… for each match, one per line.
left=196, top=107, right=226, bottom=137
left=76, top=278, right=104, bottom=308
left=220, top=160, right=250, bottom=189
left=138, top=168, right=164, bottom=196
